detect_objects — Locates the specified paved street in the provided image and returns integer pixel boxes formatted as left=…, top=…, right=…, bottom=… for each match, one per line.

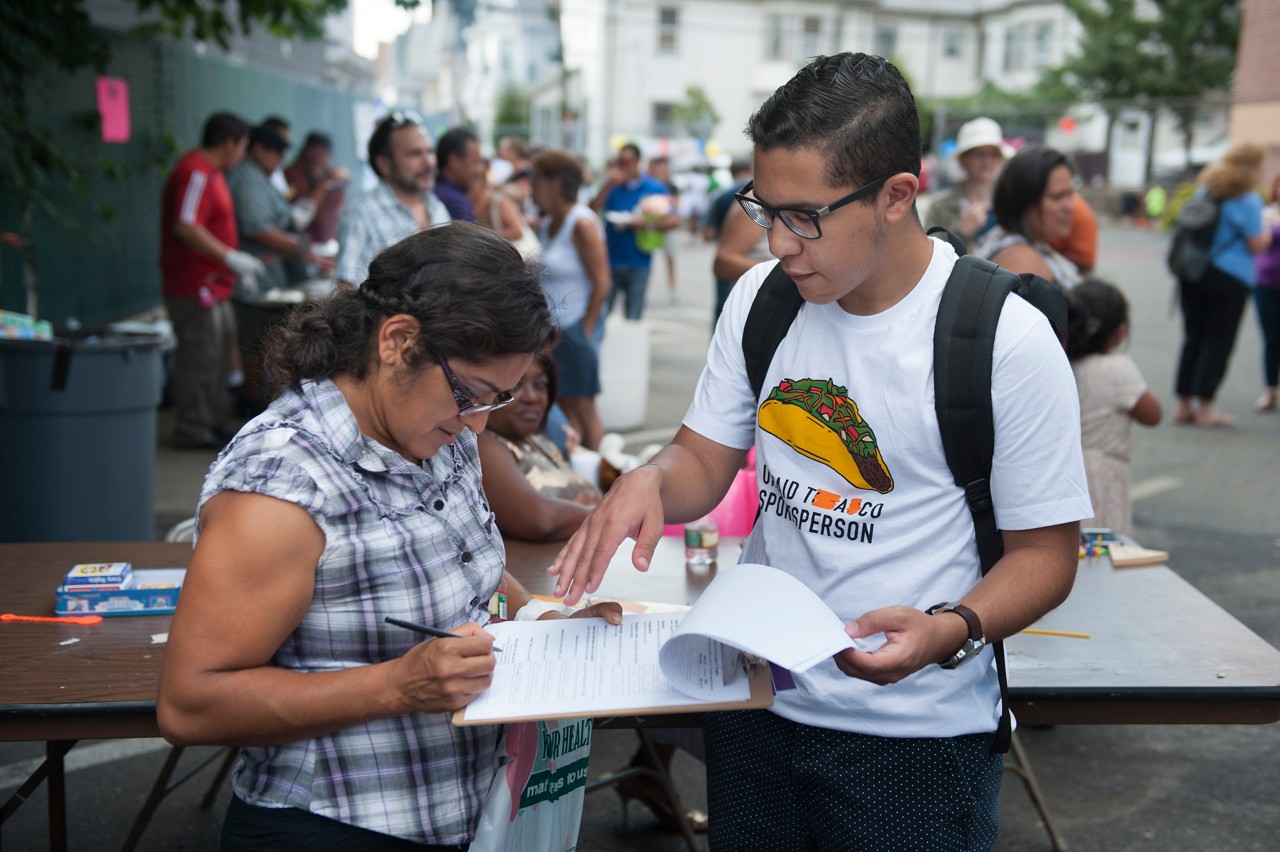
left=3, top=222, right=1278, bottom=850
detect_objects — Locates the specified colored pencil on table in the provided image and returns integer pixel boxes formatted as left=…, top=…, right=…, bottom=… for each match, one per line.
left=1021, top=628, right=1090, bottom=639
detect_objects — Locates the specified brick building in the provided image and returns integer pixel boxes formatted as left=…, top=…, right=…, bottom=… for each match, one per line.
left=1231, top=0, right=1280, bottom=184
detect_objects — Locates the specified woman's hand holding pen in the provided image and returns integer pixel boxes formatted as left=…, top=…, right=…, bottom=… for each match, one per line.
left=389, top=622, right=497, bottom=713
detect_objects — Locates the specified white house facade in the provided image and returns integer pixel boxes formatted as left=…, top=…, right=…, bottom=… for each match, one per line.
left=529, top=0, right=1081, bottom=167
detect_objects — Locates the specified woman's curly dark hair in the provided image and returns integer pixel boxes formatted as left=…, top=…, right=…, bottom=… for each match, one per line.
left=263, top=223, right=558, bottom=390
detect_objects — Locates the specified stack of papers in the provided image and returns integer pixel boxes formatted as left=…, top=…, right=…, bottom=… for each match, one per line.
left=455, top=563, right=861, bottom=725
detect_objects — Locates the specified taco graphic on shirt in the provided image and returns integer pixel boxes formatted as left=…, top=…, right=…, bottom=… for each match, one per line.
left=758, top=378, right=894, bottom=494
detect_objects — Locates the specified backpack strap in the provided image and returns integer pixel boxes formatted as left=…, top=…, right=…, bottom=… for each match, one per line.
left=926, top=224, right=969, bottom=257
left=744, top=262, right=805, bottom=401
left=934, top=253, right=1018, bottom=754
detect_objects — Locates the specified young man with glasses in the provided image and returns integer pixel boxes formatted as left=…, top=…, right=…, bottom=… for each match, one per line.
left=549, top=53, right=1090, bottom=850
left=335, top=113, right=451, bottom=286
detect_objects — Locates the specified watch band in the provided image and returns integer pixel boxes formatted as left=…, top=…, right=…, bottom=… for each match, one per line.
left=927, top=602, right=983, bottom=642
left=926, top=601, right=988, bottom=668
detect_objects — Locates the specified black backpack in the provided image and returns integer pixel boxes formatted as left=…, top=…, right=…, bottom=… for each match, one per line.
left=1166, top=193, right=1222, bottom=283
left=741, top=227, right=1067, bottom=754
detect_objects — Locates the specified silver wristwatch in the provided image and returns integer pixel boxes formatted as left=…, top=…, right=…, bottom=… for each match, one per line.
left=926, top=602, right=987, bottom=669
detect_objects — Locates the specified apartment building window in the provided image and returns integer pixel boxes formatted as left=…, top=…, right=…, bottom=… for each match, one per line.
left=652, top=102, right=676, bottom=137
left=800, top=16, right=823, bottom=58
left=767, top=14, right=785, bottom=60
left=1003, top=24, right=1027, bottom=73
left=874, top=26, right=897, bottom=59
left=658, top=7, right=679, bottom=54
left=942, top=28, right=964, bottom=59
left=1032, top=22, right=1054, bottom=70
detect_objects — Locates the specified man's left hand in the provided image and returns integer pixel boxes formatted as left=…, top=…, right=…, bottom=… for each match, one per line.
left=832, top=605, right=967, bottom=685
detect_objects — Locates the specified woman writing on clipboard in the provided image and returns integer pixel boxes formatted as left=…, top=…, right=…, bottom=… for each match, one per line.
left=157, top=224, right=619, bottom=850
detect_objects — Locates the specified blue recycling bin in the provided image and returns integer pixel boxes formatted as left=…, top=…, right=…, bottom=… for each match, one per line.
left=0, top=334, right=166, bottom=541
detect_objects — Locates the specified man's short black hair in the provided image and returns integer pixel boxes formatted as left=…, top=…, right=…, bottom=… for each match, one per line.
left=619, top=143, right=642, bottom=161
left=436, top=126, right=479, bottom=171
left=993, top=146, right=1075, bottom=238
left=250, top=124, right=290, bottom=153
left=302, top=131, right=333, bottom=152
left=746, top=53, right=920, bottom=203
left=261, top=115, right=290, bottom=136
left=367, top=113, right=422, bottom=179
left=201, top=112, right=251, bottom=149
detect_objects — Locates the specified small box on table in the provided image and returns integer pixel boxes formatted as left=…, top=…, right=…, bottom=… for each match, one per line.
left=63, top=561, right=133, bottom=590
left=56, top=568, right=187, bottom=616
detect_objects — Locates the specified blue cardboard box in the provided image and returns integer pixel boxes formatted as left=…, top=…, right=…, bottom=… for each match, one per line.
left=56, top=568, right=186, bottom=616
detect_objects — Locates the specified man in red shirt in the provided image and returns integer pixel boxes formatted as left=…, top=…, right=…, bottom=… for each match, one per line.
left=160, top=112, right=263, bottom=449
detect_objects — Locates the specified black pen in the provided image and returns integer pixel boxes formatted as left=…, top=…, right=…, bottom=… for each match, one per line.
left=384, top=616, right=503, bottom=653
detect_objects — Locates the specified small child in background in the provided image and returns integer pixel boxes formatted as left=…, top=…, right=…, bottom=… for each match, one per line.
left=1067, top=279, right=1163, bottom=535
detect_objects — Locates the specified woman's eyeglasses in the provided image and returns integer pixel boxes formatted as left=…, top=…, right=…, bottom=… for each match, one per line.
left=734, top=176, right=890, bottom=240
left=434, top=353, right=515, bottom=416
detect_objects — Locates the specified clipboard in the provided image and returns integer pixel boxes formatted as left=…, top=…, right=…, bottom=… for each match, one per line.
left=452, top=663, right=773, bottom=726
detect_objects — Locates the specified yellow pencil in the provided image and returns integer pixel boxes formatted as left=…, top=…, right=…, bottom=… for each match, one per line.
left=1021, top=628, right=1090, bottom=639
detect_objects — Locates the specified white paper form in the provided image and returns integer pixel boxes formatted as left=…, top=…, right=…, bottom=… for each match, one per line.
left=658, top=563, right=858, bottom=695
left=462, top=612, right=752, bottom=723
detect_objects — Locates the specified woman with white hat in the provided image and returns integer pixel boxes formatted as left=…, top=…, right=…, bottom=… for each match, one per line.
left=924, top=116, right=1011, bottom=249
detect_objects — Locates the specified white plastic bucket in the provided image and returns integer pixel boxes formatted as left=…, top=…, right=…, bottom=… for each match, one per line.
left=596, top=315, right=649, bottom=431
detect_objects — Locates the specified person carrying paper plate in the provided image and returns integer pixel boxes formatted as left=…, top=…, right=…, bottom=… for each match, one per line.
left=550, top=55, right=1090, bottom=850
left=157, top=223, right=621, bottom=849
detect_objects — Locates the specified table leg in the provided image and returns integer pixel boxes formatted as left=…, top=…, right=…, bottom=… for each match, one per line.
left=47, top=741, right=71, bottom=852
left=0, top=740, right=76, bottom=852
left=585, top=730, right=702, bottom=852
left=200, top=748, right=239, bottom=809
left=1006, top=733, right=1070, bottom=852
left=121, top=745, right=238, bottom=852
left=120, top=746, right=185, bottom=852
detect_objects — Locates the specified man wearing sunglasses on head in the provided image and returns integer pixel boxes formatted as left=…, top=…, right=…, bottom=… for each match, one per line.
left=549, top=53, right=1091, bottom=850
left=336, top=113, right=452, bottom=286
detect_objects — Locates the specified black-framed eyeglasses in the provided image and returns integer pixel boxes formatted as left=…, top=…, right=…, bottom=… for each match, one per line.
left=734, top=176, right=890, bottom=239
left=434, top=353, right=515, bottom=416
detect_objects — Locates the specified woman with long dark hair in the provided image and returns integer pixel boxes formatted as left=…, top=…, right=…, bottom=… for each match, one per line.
left=976, top=145, right=1082, bottom=288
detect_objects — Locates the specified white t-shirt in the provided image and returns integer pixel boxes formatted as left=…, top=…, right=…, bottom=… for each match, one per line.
left=684, top=237, right=1092, bottom=738
left=539, top=203, right=602, bottom=328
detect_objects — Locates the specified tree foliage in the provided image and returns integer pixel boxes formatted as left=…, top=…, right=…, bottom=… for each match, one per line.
left=672, top=87, right=720, bottom=140
left=1052, top=0, right=1238, bottom=100
left=492, top=84, right=530, bottom=148
left=1051, top=0, right=1240, bottom=172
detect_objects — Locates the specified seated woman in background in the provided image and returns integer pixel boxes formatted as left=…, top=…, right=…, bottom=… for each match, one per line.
left=976, top=145, right=1083, bottom=288
left=478, top=352, right=708, bottom=834
left=478, top=352, right=601, bottom=541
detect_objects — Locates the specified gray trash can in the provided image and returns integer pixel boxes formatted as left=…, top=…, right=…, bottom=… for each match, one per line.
left=0, top=334, right=166, bottom=542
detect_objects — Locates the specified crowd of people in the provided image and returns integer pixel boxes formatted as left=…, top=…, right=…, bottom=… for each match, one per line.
left=154, top=56, right=1279, bottom=849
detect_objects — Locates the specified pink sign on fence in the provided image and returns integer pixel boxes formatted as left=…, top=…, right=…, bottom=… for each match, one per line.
left=96, top=77, right=131, bottom=143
